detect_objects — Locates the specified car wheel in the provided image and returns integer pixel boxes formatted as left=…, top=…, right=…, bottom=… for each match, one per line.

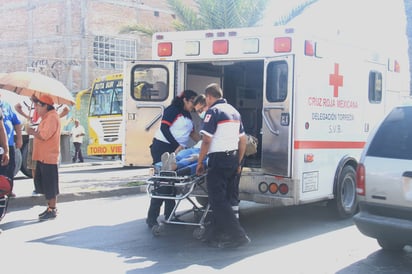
left=330, top=165, right=358, bottom=218
left=13, top=148, right=22, bottom=177
left=377, top=238, right=405, bottom=251
left=20, top=142, right=33, bottom=178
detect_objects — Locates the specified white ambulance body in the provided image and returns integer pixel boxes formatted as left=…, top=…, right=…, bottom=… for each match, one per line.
left=122, top=26, right=409, bottom=218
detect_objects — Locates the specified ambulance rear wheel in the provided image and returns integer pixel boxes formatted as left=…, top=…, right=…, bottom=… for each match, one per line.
left=330, top=165, right=358, bottom=219
left=20, top=142, right=33, bottom=178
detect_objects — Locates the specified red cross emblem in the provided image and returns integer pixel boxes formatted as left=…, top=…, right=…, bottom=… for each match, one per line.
left=329, top=63, right=343, bottom=97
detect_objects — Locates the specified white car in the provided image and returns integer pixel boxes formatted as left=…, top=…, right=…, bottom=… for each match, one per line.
left=354, top=105, right=412, bottom=251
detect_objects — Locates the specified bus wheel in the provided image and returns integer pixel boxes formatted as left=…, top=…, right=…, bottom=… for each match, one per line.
left=329, top=165, right=358, bottom=219
left=20, top=142, right=33, bottom=178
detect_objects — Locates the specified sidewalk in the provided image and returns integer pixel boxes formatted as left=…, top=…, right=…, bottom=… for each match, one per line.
left=7, top=159, right=149, bottom=210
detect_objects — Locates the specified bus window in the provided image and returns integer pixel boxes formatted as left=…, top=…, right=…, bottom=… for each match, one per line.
left=112, top=85, right=123, bottom=114
left=87, top=73, right=123, bottom=158
left=89, top=78, right=123, bottom=116
left=266, top=61, right=288, bottom=102
left=132, top=65, right=168, bottom=101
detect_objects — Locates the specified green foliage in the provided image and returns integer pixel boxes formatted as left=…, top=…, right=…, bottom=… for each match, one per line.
left=173, top=0, right=270, bottom=30
left=121, top=0, right=270, bottom=35
left=274, top=0, right=318, bottom=26
left=119, top=24, right=159, bottom=36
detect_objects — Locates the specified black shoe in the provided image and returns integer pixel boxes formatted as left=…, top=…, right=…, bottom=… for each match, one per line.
left=146, top=218, right=158, bottom=228
left=38, top=208, right=49, bottom=217
left=217, top=235, right=251, bottom=248
left=39, top=208, right=57, bottom=221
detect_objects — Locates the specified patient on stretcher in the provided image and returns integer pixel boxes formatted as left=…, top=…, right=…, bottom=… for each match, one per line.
left=154, top=141, right=206, bottom=176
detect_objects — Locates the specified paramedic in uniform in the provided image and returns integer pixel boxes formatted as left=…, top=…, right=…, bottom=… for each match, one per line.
left=146, top=89, right=200, bottom=228
left=196, top=83, right=249, bottom=248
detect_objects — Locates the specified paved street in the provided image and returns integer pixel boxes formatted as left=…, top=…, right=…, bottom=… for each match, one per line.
left=9, top=159, right=149, bottom=209
left=1, top=192, right=411, bottom=274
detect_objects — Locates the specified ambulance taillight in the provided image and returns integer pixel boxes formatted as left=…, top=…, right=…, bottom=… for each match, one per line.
left=158, top=42, right=172, bottom=57
left=274, top=37, right=292, bottom=53
left=279, top=183, right=289, bottom=195
left=269, top=183, right=278, bottom=194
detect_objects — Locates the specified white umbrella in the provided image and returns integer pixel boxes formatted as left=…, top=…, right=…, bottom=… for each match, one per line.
left=0, top=71, right=75, bottom=106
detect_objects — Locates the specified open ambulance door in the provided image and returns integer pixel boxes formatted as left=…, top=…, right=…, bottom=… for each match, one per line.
left=122, top=61, right=175, bottom=167
left=261, top=56, right=294, bottom=177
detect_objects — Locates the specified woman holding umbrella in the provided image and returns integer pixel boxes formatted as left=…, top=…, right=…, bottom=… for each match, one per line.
left=26, top=94, right=61, bottom=221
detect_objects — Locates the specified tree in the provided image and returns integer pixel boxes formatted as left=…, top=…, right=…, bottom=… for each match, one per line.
left=274, top=0, right=318, bottom=26
left=121, top=0, right=269, bottom=36
left=170, top=0, right=269, bottom=30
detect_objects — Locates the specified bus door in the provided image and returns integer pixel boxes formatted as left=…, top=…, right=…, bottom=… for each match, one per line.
left=261, top=56, right=294, bottom=176
left=123, top=61, right=174, bottom=167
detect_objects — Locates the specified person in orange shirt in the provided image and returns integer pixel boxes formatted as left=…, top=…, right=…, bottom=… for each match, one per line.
left=15, top=96, right=69, bottom=196
left=26, top=94, right=61, bottom=221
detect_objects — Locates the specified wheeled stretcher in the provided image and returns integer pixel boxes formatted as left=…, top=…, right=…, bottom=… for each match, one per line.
left=146, top=169, right=210, bottom=238
left=0, top=175, right=12, bottom=224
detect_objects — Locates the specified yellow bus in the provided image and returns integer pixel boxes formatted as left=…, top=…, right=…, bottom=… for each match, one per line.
left=87, top=73, right=123, bottom=157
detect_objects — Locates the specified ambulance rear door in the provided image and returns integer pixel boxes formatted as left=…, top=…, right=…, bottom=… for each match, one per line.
left=261, top=56, right=294, bottom=176
left=122, top=61, right=175, bottom=167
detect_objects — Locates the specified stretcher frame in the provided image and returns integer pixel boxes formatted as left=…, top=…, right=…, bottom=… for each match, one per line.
left=146, top=171, right=210, bottom=238
left=0, top=195, right=9, bottom=223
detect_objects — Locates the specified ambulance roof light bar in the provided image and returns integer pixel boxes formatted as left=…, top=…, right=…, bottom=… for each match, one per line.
left=304, top=40, right=315, bottom=56
left=213, top=40, right=229, bottom=55
left=395, top=60, right=400, bottom=72
left=158, top=42, right=172, bottom=57
left=274, top=37, right=292, bottom=53
left=388, top=58, right=401, bottom=73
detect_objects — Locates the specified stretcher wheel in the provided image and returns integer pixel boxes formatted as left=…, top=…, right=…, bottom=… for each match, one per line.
left=195, top=197, right=208, bottom=207
left=193, top=227, right=206, bottom=240
left=151, top=224, right=163, bottom=236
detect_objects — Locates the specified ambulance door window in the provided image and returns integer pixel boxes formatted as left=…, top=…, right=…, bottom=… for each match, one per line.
left=368, top=71, right=382, bottom=103
left=266, top=61, right=288, bottom=102
left=131, top=65, right=168, bottom=101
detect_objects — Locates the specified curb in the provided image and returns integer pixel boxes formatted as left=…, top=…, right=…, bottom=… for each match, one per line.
left=7, top=185, right=147, bottom=211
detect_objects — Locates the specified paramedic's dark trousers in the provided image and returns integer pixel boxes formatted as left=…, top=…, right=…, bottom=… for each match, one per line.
left=147, top=186, right=175, bottom=220
left=147, top=139, right=176, bottom=222
left=206, top=151, right=246, bottom=239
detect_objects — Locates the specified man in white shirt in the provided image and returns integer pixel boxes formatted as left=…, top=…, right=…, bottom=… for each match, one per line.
left=70, top=119, right=85, bottom=163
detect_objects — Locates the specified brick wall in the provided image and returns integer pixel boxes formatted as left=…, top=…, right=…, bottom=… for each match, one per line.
left=0, top=0, right=188, bottom=92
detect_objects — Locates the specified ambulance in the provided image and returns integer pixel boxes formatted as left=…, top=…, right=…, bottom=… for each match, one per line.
left=122, top=26, right=410, bottom=218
